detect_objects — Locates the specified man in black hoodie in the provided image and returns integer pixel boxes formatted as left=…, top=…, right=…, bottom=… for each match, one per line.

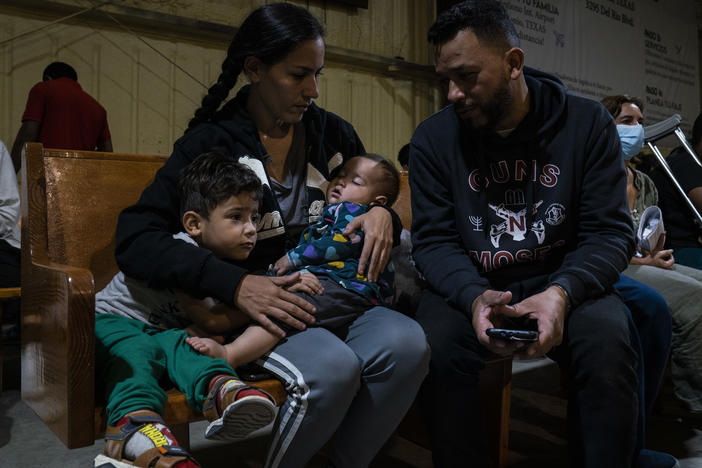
left=410, top=1, right=639, bottom=467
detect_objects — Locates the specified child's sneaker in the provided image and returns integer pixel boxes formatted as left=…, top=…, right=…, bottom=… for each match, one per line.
left=102, top=409, right=200, bottom=467
left=202, top=374, right=276, bottom=441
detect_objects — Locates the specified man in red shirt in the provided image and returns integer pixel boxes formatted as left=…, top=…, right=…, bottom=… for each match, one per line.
left=11, top=62, right=113, bottom=171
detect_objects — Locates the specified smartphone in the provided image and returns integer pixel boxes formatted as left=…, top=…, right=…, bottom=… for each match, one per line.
left=486, top=328, right=538, bottom=342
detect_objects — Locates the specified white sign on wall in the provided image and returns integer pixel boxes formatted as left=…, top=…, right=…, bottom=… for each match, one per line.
left=503, top=0, right=699, bottom=133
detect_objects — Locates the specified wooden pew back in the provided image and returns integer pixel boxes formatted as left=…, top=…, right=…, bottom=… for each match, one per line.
left=41, top=151, right=167, bottom=289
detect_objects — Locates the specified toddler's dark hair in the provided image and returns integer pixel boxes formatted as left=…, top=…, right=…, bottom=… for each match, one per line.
left=178, top=151, right=263, bottom=218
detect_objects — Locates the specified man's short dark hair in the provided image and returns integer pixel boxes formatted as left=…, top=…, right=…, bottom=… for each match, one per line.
left=43, top=62, right=77, bottom=81
left=178, top=151, right=263, bottom=218
left=427, top=0, right=519, bottom=50
left=356, top=153, right=401, bottom=206
left=601, top=94, right=645, bottom=119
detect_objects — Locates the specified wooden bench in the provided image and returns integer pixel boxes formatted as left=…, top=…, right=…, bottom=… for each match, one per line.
left=20, top=143, right=511, bottom=465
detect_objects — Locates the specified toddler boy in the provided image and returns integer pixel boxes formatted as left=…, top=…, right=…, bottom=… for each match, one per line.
left=95, top=151, right=276, bottom=467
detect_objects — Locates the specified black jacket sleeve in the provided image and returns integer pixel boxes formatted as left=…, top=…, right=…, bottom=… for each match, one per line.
left=409, top=132, right=491, bottom=315
left=115, top=138, right=247, bottom=306
left=547, top=111, right=635, bottom=308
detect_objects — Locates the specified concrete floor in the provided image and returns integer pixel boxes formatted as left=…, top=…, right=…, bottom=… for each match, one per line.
left=2, top=335, right=702, bottom=467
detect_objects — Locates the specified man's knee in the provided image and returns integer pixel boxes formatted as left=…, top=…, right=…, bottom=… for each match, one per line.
left=567, top=296, right=638, bottom=383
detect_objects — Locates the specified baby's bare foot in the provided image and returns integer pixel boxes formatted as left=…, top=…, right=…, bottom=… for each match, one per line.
left=186, top=337, right=225, bottom=359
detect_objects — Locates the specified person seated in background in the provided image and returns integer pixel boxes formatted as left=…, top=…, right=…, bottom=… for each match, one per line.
left=603, top=94, right=702, bottom=418
left=11, top=61, right=112, bottom=172
left=0, top=139, right=20, bottom=340
left=650, top=111, right=702, bottom=270
left=95, top=152, right=276, bottom=468
left=187, top=154, right=400, bottom=368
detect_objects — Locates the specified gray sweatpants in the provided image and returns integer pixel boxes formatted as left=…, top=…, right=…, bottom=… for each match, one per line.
left=624, top=263, right=702, bottom=412
left=255, top=306, right=430, bottom=468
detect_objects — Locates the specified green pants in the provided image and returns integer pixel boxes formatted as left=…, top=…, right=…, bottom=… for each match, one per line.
left=95, top=314, right=236, bottom=425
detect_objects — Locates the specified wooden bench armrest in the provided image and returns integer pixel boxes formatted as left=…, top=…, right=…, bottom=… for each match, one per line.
left=0, top=287, right=21, bottom=299
left=22, top=258, right=96, bottom=449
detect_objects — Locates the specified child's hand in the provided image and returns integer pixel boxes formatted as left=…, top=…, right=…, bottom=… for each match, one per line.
left=273, top=255, right=292, bottom=275
left=285, top=273, right=324, bottom=295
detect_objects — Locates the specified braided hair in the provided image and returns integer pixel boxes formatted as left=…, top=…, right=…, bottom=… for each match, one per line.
left=187, top=3, right=325, bottom=131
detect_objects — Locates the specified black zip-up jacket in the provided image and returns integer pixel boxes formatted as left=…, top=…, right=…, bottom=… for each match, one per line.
left=409, top=68, right=634, bottom=314
left=115, top=86, right=399, bottom=305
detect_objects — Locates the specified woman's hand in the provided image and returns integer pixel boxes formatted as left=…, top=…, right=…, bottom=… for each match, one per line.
left=631, top=231, right=674, bottom=270
left=234, top=273, right=316, bottom=338
left=343, top=206, right=393, bottom=282
left=650, top=249, right=675, bottom=269
left=631, top=250, right=675, bottom=269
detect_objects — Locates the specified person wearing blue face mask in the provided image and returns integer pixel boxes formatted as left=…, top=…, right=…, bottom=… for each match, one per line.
left=598, top=94, right=679, bottom=468
left=617, top=122, right=645, bottom=161
left=604, top=94, right=702, bottom=434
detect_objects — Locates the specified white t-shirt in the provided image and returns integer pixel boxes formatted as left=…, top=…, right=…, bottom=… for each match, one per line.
left=0, top=140, right=20, bottom=249
left=95, top=232, right=196, bottom=330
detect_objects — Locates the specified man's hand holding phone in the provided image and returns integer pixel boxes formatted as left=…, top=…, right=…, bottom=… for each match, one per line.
left=472, top=286, right=568, bottom=358
left=511, top=286, right=568, bottom=358
left=472, top=289, right=526, bottom=356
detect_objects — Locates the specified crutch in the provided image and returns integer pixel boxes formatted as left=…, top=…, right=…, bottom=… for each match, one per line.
left=643, top=113, right=702, bottom=227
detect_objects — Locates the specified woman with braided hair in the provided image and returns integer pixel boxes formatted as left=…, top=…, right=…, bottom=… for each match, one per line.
left=114, top=3, right=429, bottom=467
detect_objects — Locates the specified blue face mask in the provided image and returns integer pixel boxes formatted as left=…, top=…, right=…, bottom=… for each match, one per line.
left=616, top=124, right=645, bottom=160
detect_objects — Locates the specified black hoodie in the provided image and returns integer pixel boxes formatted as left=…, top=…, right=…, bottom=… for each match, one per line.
left=114, top=85, right=395, bottom=306
left=409, top=68, right=634, bottom=314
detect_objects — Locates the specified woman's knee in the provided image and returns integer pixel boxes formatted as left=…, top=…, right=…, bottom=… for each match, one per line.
left=671, top=288, right=702, bottom=331
left=310, top=339, right=362, bottom=393
left=378, top=310, right=430, bottom=373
